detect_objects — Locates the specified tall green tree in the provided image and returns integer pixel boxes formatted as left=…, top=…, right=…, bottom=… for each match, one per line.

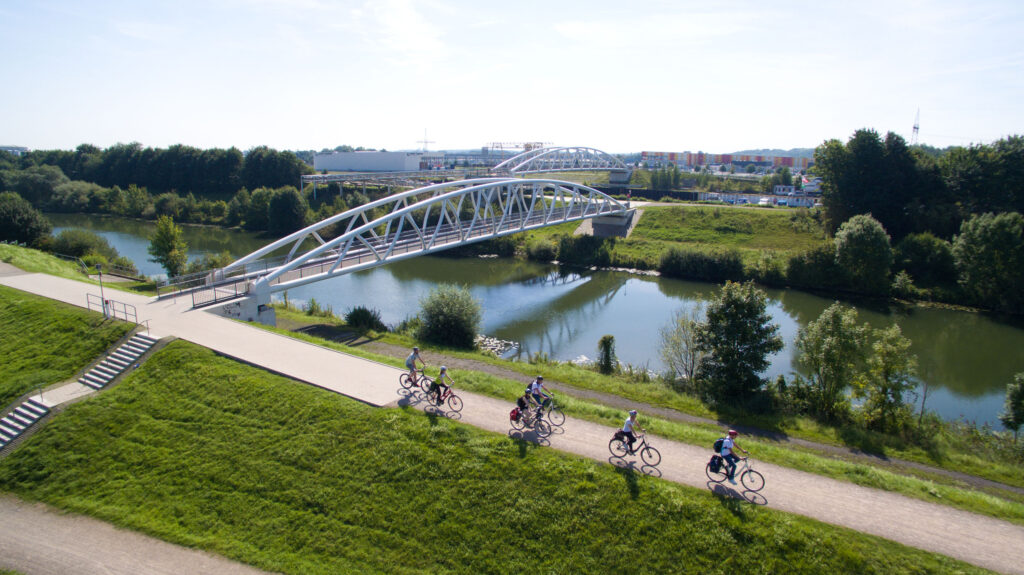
left=794, top=302, right=869, bottom=421
left=952, top=212, right=1024, bottom=314
left=696, top=281, right=783, bottom=404
left=834, top=214, right=893, bottom=295
left=0, top=192, right=51, bottom=246
left=267, top=187, right=310, bottom=235
left=999, top=373, right=1024, bottom=441
left=855, top=325, right=918, bottom=433
left=148, top=215, right=188, bottom=278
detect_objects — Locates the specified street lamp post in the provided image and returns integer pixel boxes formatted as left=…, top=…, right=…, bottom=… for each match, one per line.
left=96, top=263, right=108, bottom=318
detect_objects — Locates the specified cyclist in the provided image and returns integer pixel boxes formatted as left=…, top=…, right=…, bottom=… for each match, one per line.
left=430, top=365, right=455, bottom=406
left=405, top=347, right=424, bottom=385
left=515, top=388, right=533, bottom=423
left=527, top=375, right=551, bottom=417
left=721, top=429, right=749, bottom=485
left=622, top=409, right=639, bottom=454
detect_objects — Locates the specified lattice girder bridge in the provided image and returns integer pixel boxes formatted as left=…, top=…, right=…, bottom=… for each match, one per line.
left=204, top=178, right=630, bottom=324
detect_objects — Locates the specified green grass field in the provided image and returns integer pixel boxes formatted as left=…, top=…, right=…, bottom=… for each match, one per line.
left=0, top=284, right=133, bottom=406
left=0, top=341, right=988, bottom=574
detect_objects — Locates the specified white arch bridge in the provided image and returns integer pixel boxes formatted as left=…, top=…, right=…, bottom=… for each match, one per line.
left=182, top=177, right=633, bottom=324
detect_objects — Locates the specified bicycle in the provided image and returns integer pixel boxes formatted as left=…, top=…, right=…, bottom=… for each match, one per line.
left=705, top=456, right=765, bottom=491
left=608, top=429, right=661, bottom=466
left=399, top=368, right=429, bottom=392
left=425, top=378, right=464, bottom=412
left=537, top=394, right=565, bottom=427
left=510, top=405, right=552, bottom=438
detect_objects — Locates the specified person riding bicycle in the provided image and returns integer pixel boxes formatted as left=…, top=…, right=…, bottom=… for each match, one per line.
left=430, top=365, right=455, bottom=406
left=515, top=388, right=533, bottom=422
left=721, top=429, right=749, bottom=485
left=622, top=410, right=639, bottom=454
left=528, top=375, right=551, bottom=418
left=405, top=347, right=424, bottom=384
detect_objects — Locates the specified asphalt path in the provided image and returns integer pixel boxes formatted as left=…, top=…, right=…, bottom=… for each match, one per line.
left=1, top=265, right=1023, bottom=574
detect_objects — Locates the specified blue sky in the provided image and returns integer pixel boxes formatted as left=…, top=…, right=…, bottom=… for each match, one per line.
left=2, top=0, right=1022, bottom=154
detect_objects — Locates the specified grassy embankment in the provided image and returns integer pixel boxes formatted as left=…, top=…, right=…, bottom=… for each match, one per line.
left=0, top=244, right=155, bottom=294
left=0, top=339, right=990, bottom=574
left=265, top=305, right=1024, bottom=525
left=522, top=204, right=826, bottom=270
left=0, top=284, right=133, bottom=406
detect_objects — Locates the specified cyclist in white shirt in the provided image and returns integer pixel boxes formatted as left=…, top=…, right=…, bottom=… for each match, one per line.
left=622, top=410, right=639, bottom=453
left=528, top=375, right=551, bottom=417
left=721, top=429, right=749, bottom=484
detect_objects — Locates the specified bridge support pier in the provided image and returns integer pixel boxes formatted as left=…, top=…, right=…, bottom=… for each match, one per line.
left=236, top=283, right=276, bottom=327
left=591, top=209, right=637, bottom=238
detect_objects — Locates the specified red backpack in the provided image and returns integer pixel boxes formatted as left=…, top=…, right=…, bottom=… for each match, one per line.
left=510, top=407, right=521, bottom=422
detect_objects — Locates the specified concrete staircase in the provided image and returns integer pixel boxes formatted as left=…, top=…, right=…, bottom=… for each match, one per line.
left=0, top=398, right=50, bottom=449
left=78, top=333, right=160, bottom=390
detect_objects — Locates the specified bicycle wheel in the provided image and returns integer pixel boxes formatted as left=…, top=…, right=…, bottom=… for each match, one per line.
left=447, top=394, right=463, bottom=412
left=640, top=445, right=661, bottom=466
left=741, top=469, right=765, bottom=492
left=609, top=437, right=629, bottom=457
left=533, top=418, right=552, bottom=438
left=705, top=460, right=727, bottom=483
left=399, top=373, right=414, bottom=389
left=546, top=406, right=565, bottom=426
left=419, top=377, right=435, bottom=399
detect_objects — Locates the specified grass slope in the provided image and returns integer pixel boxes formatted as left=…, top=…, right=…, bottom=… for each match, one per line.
left=0, top=284, right=133, bottom=406
left=0, top=341, right=988, bottom=574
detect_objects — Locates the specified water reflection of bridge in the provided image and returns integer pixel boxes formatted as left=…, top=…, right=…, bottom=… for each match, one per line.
left=494, top=271, right=630, bottom=362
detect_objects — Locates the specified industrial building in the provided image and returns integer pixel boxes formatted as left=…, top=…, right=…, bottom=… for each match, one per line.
left=313, top=151, right=445, bottom=172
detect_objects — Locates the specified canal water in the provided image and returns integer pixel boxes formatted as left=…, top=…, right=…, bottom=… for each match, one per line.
left=49, top=213, right=1024, bottom=429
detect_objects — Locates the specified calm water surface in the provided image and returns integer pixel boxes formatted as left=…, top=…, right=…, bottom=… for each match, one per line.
left=49, top=213, right=1024, bottom=428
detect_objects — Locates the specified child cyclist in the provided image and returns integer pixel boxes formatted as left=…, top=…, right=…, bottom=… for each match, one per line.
left=430, top=365, right=456, bottom=406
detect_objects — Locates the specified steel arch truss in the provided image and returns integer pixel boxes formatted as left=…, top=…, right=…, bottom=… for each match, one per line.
left=225, top=178, right=628, bottom=294
left=492, top=146, right=629, bottom=174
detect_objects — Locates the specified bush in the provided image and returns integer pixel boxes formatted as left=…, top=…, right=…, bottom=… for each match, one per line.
left=52, top=229, right=118, bottom=260
left=416, top=284, right=481, bottom=349
left=597, top=335, right=616, bottom=375
left=785, top=241, right=849, bottom=290
left=835, top=214, right=893, bottom=295
left=893, top=232, right=956, bottom=287
left=526, top=239, right=557, bottom=262
left=658, top=247, right=744, bottom=282
left=345, top=306, right=387, bottom=332
left=556, top=235, right=611, bottom=266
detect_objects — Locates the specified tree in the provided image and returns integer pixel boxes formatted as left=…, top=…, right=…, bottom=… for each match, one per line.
left=267, top=186, right=309, bottom=235
left=659, top=305, right=706, bottom=389
left=696, top=281, right=783, bottom=404
left=952, top=212, right=1024, bottom=314
left=416, top=284, right=481, bottom=349
left=999, top=373, right=1024, bottom=441
left=855, top=325, right=918, bottom=433
left=794, top=302, right=869, bottom=421
left=597, top=335, right=616, bottom=375
left=893, top=232, right=956, bottom=287
left=0, top=192, right=51, bottom=246
left=148, top=215, right=188, bottom=278
left=834, top=214, right=893, bottom=295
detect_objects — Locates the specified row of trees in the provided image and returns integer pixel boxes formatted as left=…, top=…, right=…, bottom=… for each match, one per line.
left=2, top=144, right=312, bottom=198
left=815, top=130, right=1024, bottom=239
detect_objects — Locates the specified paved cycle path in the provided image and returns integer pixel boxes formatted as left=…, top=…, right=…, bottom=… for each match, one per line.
left=2, top=268, right=1022, bottom=574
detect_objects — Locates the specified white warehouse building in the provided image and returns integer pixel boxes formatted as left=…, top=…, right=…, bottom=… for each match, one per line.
left=313, top=151, right=443, bottom=172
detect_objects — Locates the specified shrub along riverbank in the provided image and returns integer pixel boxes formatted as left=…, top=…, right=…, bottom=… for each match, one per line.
left=0, top=340, right=990, bottom=574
